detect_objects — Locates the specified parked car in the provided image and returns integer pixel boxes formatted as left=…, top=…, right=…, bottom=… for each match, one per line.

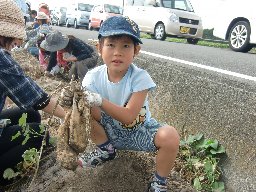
left=51, top=7, right=67, bottom=26
left=89, top=4, right=123, bottom=30
left=123, top=0, right=203, bottom=44
left=65, top=2, right=94, bottom=29
left=213, top=0, right=256, bottom=52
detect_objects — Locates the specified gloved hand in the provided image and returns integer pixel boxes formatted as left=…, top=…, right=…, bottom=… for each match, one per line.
left=60, top=87, right=73, bottom=107
left=84, top=90, right=102, bottom=107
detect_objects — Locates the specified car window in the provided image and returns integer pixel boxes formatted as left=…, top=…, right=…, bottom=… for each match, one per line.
left=133, top=0, right=145, bottom=6
left=78, top=3, right=94, bottom=12
left=104, top=4, right=121, bottom=14
left=162, top=0, right=194, bottom=12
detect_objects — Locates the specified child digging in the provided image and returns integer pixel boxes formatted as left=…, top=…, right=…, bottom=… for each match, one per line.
left=80, top=16, right=180, bottom=191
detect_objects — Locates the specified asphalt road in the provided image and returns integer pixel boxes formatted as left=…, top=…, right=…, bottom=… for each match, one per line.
left=53, top=25, right=256, bottom=81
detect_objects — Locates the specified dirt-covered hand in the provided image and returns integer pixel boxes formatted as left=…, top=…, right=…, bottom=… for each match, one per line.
left=60, top=87, right=73, bottom=107
left=84, top=90, right=102, bottom=107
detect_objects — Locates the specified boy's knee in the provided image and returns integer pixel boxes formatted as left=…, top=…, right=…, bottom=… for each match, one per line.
left=155, top=126, right=180, bottom=147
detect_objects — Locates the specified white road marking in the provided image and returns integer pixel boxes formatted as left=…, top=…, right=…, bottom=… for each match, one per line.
left=141, top=50, right=256, bottom=82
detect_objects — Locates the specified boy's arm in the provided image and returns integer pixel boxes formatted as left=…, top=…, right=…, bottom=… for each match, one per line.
left=85, top=89, right=148, bottom=125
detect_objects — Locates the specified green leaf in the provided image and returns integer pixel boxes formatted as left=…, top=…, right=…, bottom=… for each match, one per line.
left=18, top=113, right=27, bottom=128
left=39, top=124, right=45, bottom=134
left=3, top=168, right=20, bottom=180
left=22, top=134, right=30, bottom=145
left=194, top=133, right=204, bottom=141
left=212, top=181, right=225, bottom=192
left=187, top=134, right=203, bottom=145
left=204, top=160, right=213, bottom=173
left=210, top=145, right=226, bottom=155
left=195, top=139, right=207, bottom=150
left=49, top=136, right=57, bottom=146
left=180, top=140, right=187, bottom=146
left=193, top=177, right=202, bottom=190
left=209, top=140, right=219, bottom=150
left=11, top=131, right=21, bottom=141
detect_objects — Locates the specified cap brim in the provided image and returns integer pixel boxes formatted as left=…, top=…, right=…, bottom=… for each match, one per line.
left=98, top=30, right=143, bottom=44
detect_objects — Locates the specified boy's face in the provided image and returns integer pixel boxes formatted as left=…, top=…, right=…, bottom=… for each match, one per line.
left=98, top=35, right=140, bottom=74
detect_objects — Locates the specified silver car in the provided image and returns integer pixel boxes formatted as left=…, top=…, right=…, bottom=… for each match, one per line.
left=65, top=3, right=94, bottom=29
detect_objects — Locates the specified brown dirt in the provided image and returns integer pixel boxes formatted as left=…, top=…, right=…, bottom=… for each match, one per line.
left=1, top=50, right=195, bottom=192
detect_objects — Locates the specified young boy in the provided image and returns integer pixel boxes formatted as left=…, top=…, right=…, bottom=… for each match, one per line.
left=80, top=16, right=180, bottom=192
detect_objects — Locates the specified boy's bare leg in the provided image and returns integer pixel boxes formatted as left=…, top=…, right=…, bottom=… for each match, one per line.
left=154, top=126, right=180, bottom=177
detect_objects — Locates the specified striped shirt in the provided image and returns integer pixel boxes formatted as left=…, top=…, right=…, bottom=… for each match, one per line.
left=0, top=48, right=47, bottom=112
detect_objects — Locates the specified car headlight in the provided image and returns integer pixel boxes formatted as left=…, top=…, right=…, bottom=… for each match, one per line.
left=169, top=13, right=178, bottom=23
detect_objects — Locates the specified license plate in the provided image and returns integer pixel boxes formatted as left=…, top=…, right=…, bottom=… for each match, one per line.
left=180, top=26, right=190, bottom=34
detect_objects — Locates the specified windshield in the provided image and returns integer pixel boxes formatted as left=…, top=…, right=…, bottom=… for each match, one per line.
left=162, top=0, right=194, bottom=12
left=78, top=3, right=94, bottom=12
left=104, top=4, right=121, bottom=14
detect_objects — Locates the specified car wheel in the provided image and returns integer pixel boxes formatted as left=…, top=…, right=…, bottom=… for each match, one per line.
left=74, top=20, right=79, bottom=29
left=228, top=21, right=252, bottom=52
left=154, top=23, right=166, bottom=40
left=187, top=38, right=199, bottom=45
left=65, top=19, right=70, bottom=28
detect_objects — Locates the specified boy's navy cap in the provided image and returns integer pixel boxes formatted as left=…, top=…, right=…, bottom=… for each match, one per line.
left=98, top=16, right=142, bottom=44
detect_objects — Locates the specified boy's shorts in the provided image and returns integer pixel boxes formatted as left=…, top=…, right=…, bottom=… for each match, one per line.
left=100, top=112, right=163, bottom=152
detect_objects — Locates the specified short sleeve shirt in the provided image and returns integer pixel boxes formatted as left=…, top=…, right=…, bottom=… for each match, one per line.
left=82, top=64, right=156, bottom=130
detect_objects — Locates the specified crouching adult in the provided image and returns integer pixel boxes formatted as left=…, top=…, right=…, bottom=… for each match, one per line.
left=0, top=0, right=65, bottom=185
left=40, top=31, right=98, bottom=82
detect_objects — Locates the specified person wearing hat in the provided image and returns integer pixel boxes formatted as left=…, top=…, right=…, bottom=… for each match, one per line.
left=76, top=16, right=180, bottom=192
left=40, top=31, right=98, bottom=81
left=37, top=24, right=52, bottom=70
left=0, top=0, right=65, bottom=185
left=24, top=11, right=50, bottom=58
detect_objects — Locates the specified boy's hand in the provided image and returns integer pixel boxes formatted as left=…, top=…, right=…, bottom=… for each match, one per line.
left=84, top=90, right=102, bottom=107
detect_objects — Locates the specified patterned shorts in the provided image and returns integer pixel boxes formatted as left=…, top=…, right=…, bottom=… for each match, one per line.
left=100, top=112, right=162, bottom=152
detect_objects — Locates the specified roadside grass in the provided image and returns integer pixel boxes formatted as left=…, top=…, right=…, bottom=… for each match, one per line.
left=141, top=33, right=256, bottom=53
left=140, top=33, right=229, bottom=48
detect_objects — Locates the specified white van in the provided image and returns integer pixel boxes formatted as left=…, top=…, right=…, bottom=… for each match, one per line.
left=65, top=2, right=94, bottom=29
left=213, top=0, right=256, bottom=52
left=123, top=0, right=203, bottom=44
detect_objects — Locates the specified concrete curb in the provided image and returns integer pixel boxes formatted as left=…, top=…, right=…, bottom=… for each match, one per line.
left=135, top=54, right=256, bottom=191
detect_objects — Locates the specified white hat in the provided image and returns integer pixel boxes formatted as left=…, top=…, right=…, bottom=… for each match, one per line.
left=0, top=0, right=26, bottom=39
left=36, top=11, right=49, bottom=20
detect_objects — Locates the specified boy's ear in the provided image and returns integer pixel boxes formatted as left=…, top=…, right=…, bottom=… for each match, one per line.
left=134, top=45, right=141, bottom=56
left=96, top=43, right=101, bottom=56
